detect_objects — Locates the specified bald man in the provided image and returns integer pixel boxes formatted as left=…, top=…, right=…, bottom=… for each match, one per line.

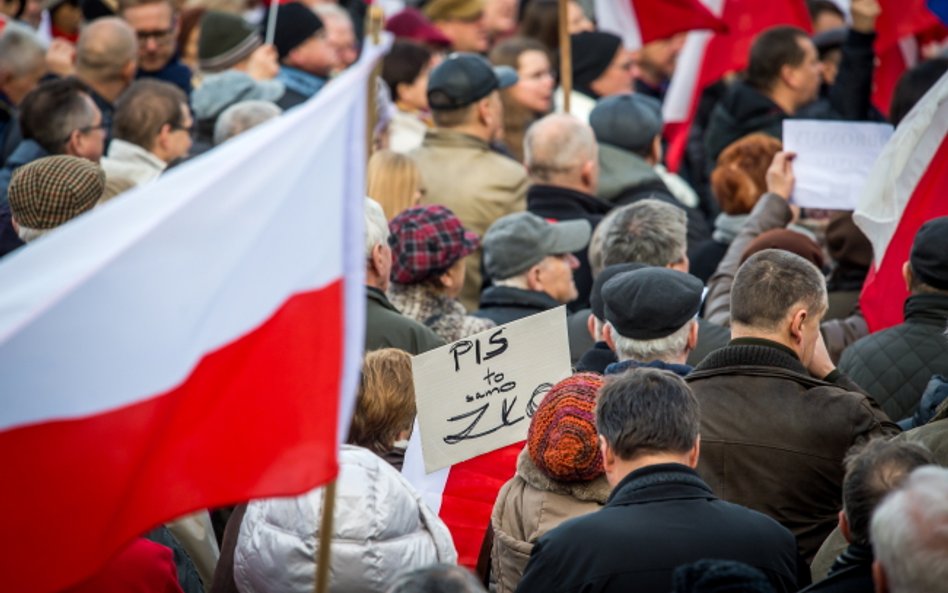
left=524, top=113, right=611, bottom=311
left=75, top=17, right=139, bottom=147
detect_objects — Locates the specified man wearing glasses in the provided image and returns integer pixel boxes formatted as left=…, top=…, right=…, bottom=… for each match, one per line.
left=118, top=0, right=192, bottom=96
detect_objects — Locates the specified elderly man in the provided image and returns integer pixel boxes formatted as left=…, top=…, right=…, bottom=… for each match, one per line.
left=516, top=369, right=801, bottom=593
left=524, top=113, right=611, bottom=311
left=424, top=0, right=488, bottom=53
left=118, top=0, right=192, bottom=95
left=312, top=3, right=358, bottom=71
left=474, top=212, right=590, bottom=325
left=870, top=467, right=948, bottom=593
left=75, top=17, right=139, bottom=148
left=99, top=79, right=192, bottom=202
left=600, top=267, right=703, bottom=377
left=686, top=249, right=899, bottom=561
left=267, top=2, right=338, bottom=110
left=363, top=197, right=443, bottom=354
left=411, top=53, right=528, bottom=311
left=839, top=217, right=948, bottom=423
left=0, top=22, right=46, bottom=164
left=213, top=100, right=281, bottom=146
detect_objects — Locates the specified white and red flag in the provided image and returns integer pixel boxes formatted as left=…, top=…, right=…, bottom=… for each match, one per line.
left=594, top=0, right=727, bottom=49
left=855, top=72, right=948, bottom=332
left=0, top=39, right=385, bottom=593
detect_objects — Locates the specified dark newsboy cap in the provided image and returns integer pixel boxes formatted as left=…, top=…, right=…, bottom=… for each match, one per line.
left=602, top=267, right=704, bottom=340
left=590, top=263, right=647, bottom=321
left=910, top=216, right=948, bottom=290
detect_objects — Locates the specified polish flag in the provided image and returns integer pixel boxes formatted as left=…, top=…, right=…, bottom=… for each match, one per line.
left=855, top=72, right=948, bottom=332
left=403, top=425, right=521, bottom=568
left=595, top=0, right=727, bottom=49
left=663, top=0, right=811, bottom=171
left=0, top=41, right=387, bottom=593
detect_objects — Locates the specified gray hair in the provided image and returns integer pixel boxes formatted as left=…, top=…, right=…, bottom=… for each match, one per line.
left=386, top=564, right=486, bottom=593
left=524, top=113, right=597, bottom=182
left=602, top=199, right=687, bottom=268
left=870, top=466, right=948, bottom=593
left=313, top=2, right=353, bottom=24
left=0, top=22, right=46, bottom=79
left=731, top=249, right=827, bottom=331
left=364, top=197, right=390, bottom=259
left=76, top=17, right=138, bottom=83
left=15, top=224, right=48, bottom=243
left=596, top=368, right=699, bottom=461
left=610, top=319, right=694, bottom=363
left=213, top=100, right=282, bottom=145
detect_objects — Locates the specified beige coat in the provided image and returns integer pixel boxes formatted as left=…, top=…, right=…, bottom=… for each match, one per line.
left=411, top=129, right=528, bottom=311
left=490, top=448, right=610, bottom=593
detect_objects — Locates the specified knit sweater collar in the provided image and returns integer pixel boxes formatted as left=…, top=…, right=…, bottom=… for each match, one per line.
left=693, top=337, right=807, bottom=375
left=904, top=294, right=948, bottom=325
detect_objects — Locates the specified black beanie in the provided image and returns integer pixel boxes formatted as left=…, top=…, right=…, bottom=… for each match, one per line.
left=672, top=559, right=775, bottom=593
left=571, top=31, right=622, bottom=99
left=264, top=2, right=325, bottom=60
left=910, top=216, right=948, bottom=290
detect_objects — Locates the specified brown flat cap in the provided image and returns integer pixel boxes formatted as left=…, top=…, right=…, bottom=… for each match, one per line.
left=9, top=156, right=105, bottom=230
left=424, top=0, right=484, bottom=21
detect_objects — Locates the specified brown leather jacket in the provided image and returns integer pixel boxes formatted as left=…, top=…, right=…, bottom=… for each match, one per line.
left=686, top=338, right=900, bottom=562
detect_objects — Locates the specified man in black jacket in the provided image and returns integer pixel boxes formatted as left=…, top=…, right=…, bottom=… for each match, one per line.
left=516, top=368, right=802, bottom=593
left=524, top=113, right=612, bottom=311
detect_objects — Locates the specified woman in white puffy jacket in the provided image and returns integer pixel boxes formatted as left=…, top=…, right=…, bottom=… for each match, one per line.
left=231, top=445, right=457, bottom=593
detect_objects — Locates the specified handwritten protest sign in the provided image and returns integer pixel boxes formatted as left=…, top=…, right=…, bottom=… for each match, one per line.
left=412, top=307, right=571, bottom=473
left=783, top=120, right=893, bottom=210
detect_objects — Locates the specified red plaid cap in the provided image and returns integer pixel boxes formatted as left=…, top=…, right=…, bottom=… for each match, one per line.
left=388, top=205, right=480, bottom=284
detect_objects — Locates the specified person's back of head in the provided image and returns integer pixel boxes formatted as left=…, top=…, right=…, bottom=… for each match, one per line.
left=426, top=52, right=516, bottom=140
left=600, top=199, right=687, bottom=269
left=731, top=248, right=827, bottom=334
left=212, top=99, right=281, bottom=145
left=386, top=564, right=487, bottom=593
left=711, top=133, right=783, bottom=215
left=112, top=78, right=190, bottom=161
left=807, top=0, right=846, bottom=33
left=348, top=348, right=416, bottom=460
left=19, top=77, right=100, bottom=157
left=841, top=439, right=935, bottom=547
left=905, top=216, right=948, bottom=296
left=75, top=17, right=138, bottom=91
left=366, top=149, right=423, bottom=220
left=889, top=58, right=948, bottom=126
left=596, top=368, right=700, bottom=484
left=870, top=466, right=948, bottom=593
left=365, top=197, right=392, bottom=291
left=0, top=22, right=47, bottom=107
left=381, top=39, right=433, bottom=109
left=589, top=93, right=663, bottom=162
left=523, top=113, right=597, bottom=192
left=672, top=559, right=775, bottom=593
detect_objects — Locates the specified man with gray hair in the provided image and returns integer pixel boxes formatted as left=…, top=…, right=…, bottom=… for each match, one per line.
left=686, top=248, right=899, bottom=562
left=387, top=564, right=487, bottom=593
left=524, top=113, right=612, bottom=312
left=600, top=267, right=703, bottom=377
left=516, top=368, right=800, bottom=593
left=75, top=17, right=139, bottom=149
left=312, top=3, right=358, bottom=72
left=363, top=197, right=443, bottom=354
left=870, top=466, right=948, bottom=593
left=0, top=22, right=46, bottom=165
left=213, top=100, right=282, bottom=146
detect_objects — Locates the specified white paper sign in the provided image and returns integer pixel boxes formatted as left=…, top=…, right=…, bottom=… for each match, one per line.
left=412, top=307, right=572, bottom=473
left=783, top=120, right=893, bottom=210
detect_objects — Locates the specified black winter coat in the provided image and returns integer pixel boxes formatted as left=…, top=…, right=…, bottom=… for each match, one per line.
left=473, top=286, right=561, bottom=326
left=515, top=464, right=802, bottom=593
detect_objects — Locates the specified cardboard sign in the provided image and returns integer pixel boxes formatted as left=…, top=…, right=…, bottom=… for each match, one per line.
left=783, top=120, right=893, bottom=210
left=412, top=307, right=572, bottom=473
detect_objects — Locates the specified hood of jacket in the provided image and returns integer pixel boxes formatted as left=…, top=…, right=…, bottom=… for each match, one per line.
left=516, top=447, right=611, bottom=504
left=192, top=70, right=285, bottom=121
left=596, top=143, right=665, bottom=203
left=706, top=82, right=786, bottom=161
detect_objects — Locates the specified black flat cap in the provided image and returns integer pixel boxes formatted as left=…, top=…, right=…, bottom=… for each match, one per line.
left=910, top=216, right=948, bottom=290
left=602, top=267, right=704, bottom=340
left=590, top=263, right=647, bottom=321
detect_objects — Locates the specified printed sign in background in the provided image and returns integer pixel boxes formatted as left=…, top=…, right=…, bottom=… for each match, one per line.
left=783, top=120, right=894, bottom=210
left=412, top=307, right=572, bottom=473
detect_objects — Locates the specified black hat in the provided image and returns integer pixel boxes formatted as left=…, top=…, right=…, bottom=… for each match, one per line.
left=199, top=11, right=262, bottom=72
left=672, top=559, right=775, bottom=593
left=590, top=263, right=647, bottom=321
left=812, top=26, right=847, bottom=57
left=264, top=2, right=324, bottom=60
left=602, top=267, right=704, bottom=340
left=910, top=217, right=948, bottom=290
left=572, top=31, right=622, bottom=97
left=427, top=53, right=518, bottom=110
left=590, top=93, right=663, bottom=154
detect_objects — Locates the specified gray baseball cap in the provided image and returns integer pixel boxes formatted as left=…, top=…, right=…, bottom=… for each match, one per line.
left=589, top=93, right=663, bottom=154
left=483, top=212, right=592, bottom=280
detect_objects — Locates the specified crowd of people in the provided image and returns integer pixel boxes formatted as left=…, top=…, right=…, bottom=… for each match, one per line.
left=2, top=0, right=948, bottom=591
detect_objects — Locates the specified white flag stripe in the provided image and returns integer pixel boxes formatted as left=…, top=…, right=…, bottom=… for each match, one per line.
left=663, top=30, right=713, bottom=123
left=595, top=0, right=643, bottom=49
left=0, top=39, right=388, bottom=431
left=854, top=72, right=948, bottom=266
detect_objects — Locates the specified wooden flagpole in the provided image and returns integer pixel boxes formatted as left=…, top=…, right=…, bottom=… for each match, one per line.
left=314, top=479, right=338, bottom=593
left=558, top=0, right=572, bottom=114
left=365, top=2, right=385, bottom=161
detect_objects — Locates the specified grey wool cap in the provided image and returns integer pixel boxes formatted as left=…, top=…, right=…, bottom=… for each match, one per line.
left=483, top=212, right=591, bottom=280
left=602, top=267, right=703, bottom=340
left=589, top=93, right=663, bottom=154
left=198, top=11, right=262, bottom=73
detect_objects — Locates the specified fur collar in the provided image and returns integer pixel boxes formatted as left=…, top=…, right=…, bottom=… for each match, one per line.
left=516, top=448, right=612, bottom=504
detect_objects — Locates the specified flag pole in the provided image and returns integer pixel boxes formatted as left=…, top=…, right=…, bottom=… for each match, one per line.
left=265, top=0, right=279, bottom=47
left=557, top=0, right=572, bottom=114
left=314, top=479, right=337, bottom=593
left=365, top=2, right=385, bottom=160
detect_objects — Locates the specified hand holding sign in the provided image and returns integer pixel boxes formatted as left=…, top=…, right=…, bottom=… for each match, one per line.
left=412, top=307, right=572, bottom=473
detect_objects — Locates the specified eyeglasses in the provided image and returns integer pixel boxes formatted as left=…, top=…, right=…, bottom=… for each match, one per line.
left=136, top=27, right=176, bottom=44
left=169, top=121, right=194, bottom=134
left=62, top=122, right=106, bottom=145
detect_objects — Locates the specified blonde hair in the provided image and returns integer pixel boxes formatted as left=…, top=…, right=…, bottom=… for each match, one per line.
left=366, top=150, right=423, bottom=221
left=348, top=349, right=417, bottom=455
